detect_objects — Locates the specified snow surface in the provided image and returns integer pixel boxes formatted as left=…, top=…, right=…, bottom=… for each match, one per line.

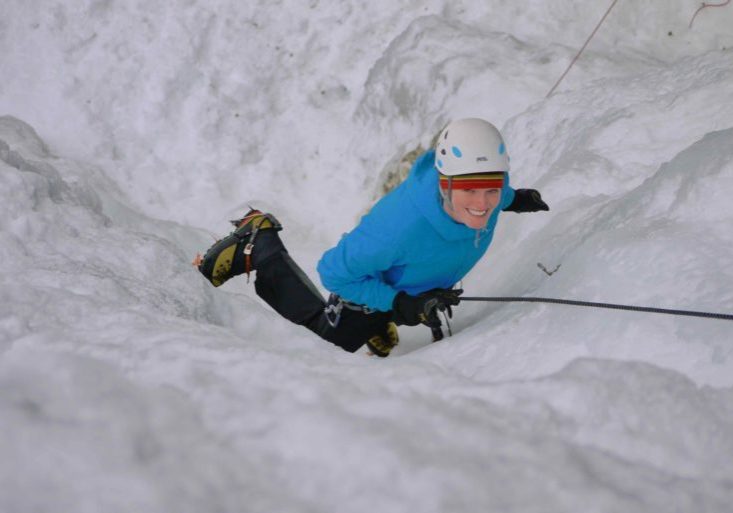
left=1, top=1, right=733, bottom=512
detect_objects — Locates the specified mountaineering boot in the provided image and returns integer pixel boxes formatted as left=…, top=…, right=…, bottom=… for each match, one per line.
left=195, top=209, right=284, bottom=286
left=365, top=321, right=399, bottom=357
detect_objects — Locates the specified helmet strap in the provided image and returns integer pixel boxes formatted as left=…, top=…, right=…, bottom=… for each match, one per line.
left=439, top=176, right=454, bottom=211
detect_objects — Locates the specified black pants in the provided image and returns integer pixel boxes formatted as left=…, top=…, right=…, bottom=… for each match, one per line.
left=254, top=250, right=393, bottom=353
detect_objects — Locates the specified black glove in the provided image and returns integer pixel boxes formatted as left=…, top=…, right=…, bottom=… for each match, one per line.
left=503, top=189, right=549, bottom=213
left=392, top=289, right=463, bottom=327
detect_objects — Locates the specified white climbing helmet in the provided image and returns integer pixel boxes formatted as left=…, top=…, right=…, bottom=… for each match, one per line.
left=434, top=118, right=510, bottom=176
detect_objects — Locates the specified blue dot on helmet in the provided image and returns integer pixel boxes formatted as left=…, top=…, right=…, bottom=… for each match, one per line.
left=451, top=146, right=463, bottom=158
left=499, top=143, right=506, bottom=155
left=437, top=159, right=444, bottom=168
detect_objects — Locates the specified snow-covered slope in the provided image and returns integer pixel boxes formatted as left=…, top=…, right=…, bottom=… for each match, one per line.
left=1, top=1, right=733, bottom=512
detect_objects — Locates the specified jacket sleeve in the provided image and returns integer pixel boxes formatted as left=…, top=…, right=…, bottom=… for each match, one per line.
left=317, top=224, right=402, bottom=312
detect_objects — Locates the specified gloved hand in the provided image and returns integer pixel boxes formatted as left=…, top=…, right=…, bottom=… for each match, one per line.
left=504, top=189, right=549, bottom=213
left=392, top=289, right=463, bottom=327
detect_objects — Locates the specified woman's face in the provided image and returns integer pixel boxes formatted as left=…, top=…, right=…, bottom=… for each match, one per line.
left=444, top=188, right=502, bottom=229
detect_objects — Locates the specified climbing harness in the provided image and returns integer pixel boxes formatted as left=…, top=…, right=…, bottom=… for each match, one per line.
left=324, top=293, right=377, bottom=328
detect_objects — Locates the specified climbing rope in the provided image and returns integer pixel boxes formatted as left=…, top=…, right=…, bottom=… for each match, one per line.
left=546, top=0, right=621, bottom=98
left=460, top=296, right=733, bottom=321
left=689, top=0, right=731, bottom=28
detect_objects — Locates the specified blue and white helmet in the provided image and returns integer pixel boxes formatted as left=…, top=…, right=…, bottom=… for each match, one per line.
left=434, top=118, right=510, bottom=176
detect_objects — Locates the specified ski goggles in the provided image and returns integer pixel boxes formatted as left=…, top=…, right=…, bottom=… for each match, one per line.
left=439, top=172, right=505, bottom=190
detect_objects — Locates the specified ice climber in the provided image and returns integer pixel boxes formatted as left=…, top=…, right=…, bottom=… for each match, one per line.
left=194, top=118, right=549, bottom=356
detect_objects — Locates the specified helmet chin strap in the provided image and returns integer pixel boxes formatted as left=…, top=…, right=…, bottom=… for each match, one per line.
left=439, top=176, right=454, bottom=211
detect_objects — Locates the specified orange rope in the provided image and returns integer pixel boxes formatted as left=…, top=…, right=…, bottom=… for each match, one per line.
left=546, top=0, right=620, bottom=98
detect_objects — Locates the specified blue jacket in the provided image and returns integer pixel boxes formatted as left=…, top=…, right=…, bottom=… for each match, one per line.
left=317, top=150, right=515, bottom=311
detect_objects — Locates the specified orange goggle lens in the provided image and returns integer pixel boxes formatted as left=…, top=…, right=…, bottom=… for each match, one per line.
left=439, top=172, right=505, bottom=190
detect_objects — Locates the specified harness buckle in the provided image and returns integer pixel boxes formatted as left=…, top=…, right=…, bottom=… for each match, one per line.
left=324, top=294, right=378, bottom=328
left=324, top=294, right=344, bottom=328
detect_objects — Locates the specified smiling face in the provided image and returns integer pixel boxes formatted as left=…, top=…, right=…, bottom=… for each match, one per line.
left=443, top=187, right=502, bottom=229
